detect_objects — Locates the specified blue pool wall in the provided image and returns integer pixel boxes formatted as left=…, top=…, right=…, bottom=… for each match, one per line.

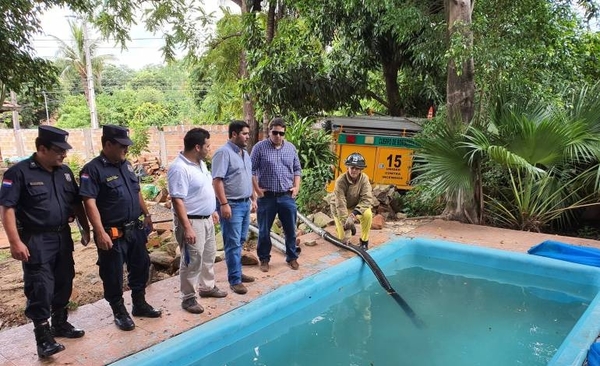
left=112, top=237, right=600, bottom=366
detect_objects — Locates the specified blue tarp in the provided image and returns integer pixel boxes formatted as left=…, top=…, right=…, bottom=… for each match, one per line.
left=588, top=342, right=600, bottom=366
left=528, top=240, right=600, bottom=365
left=527, top=240, right=600, bottom=267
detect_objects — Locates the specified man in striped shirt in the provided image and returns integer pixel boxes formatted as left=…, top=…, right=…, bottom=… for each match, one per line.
left=250, top=117, right=302, bottom=272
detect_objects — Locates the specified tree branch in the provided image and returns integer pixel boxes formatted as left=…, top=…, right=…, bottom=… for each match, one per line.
left=209, top=31, right=243, bottom=50
left=365, top=90, right=389, bottom=109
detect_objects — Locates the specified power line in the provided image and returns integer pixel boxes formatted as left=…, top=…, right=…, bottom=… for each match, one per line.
left=32, top=37, right=165, bottom=42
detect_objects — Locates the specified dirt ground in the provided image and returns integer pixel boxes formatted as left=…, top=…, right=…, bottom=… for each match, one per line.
left=0, top=203, right=177, bottom=331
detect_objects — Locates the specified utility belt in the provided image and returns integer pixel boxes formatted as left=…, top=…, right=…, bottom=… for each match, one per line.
left=104, top=220, right=141, bottom=240
left=19, top=224, right=69, bottom=234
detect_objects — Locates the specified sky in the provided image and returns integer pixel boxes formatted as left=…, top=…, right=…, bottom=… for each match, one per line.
left=33, top=2, right=237, bottom=70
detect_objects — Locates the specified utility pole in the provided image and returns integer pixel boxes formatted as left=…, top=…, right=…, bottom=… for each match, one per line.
left=42, top=91, right=50, bottom=124
left=82, top=20, right=99, bottom=129
left=10, top=90, right=24, bottom=156
left=10, top=91, right=19, bottom=130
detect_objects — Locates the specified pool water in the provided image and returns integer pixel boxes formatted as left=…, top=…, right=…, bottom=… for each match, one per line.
left=113, top=238, right=600, bottom=366
left=202, top=267, right=590, bottom=366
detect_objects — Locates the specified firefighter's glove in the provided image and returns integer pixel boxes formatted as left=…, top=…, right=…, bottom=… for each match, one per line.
left=344, top=215, right=356, bottom=235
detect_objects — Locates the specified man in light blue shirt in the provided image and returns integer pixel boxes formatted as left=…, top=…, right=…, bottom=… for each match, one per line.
left=212, top=120, right=256, bottom=295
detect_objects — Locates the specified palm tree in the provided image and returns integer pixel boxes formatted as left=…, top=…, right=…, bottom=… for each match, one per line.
left=51, top=20, right=115, bottom=107
left=415, top=82, right=600, bottom=231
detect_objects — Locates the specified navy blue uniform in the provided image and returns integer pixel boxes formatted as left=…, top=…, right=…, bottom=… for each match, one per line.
left=0, top=156, right=78, bottom=321
left=79, top=154, right=149, bottom=305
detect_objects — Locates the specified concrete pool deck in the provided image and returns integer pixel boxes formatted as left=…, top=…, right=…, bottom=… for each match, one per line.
left=2, top=219, right=600, bottom=365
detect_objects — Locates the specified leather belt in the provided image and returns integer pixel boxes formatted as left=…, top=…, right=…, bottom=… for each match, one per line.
left=263, top=191, right=291, bottom=198
left=229, top=197, right=251, bottom=203
left=188, top=215, right=211, bottom=219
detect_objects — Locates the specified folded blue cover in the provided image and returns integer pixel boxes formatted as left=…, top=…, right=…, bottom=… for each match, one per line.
left=588, top=342, right=600, bottom=365
left=527, top=240, right=600, bottom=267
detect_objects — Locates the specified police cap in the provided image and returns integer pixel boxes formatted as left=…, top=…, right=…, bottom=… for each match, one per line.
left=102, top=125, right=133, bottom=146
left=38, top=125, right=73, bottom=150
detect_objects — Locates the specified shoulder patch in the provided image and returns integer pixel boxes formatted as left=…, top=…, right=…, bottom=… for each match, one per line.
left=81, top=173, right=90, bottom=180
left=1, top=179, right=12, bottom=187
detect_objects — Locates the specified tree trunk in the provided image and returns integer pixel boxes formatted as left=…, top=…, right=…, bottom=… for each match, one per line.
left=382, top=60, right=403, bottom=116
left=80, top=73, right=90, bottom=107
left=444, top=0, right=480, bottom=223
left=239, top=0, right=259, bottom=150
left=262, top=1, right=277, bottom=140
left=446, top=0, right=474, bottom=126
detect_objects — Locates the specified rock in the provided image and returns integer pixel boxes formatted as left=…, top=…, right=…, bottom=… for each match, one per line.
left=241, top=252, right=259, bottom=265
left=371, top=214, right=385, bottom=230
left=215, top=251, right=224, bottom=263
left=396, top=212, right=408, bottom=220
left=159, top=230, right=173, bottom=243
left=312, top=212, right=333, bottom=228
left=154, top=222, right=172, bottom=235
left=163, top=240, right=179, bottom=258
left=149, top=250, right=176, bottom=268
left=147, top=235, right=161, bottom=248
left=304, top=240, right=318, bottom=247
left=298, top=223, right=307, bottom=233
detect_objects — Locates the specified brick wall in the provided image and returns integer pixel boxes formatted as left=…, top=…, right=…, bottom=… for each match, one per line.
left=0, top=125, right=230, bottom=167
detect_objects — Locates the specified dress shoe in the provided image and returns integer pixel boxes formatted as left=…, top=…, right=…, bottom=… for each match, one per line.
left=182, top=298, right=204, bottom=314
left=241, top=274, right=255, bottom=283
left=259, top=261, right=269, bottom=272
left=230, top=283, right=248, bottom=295
left=287, top=259, right=299, bottom=270
left=199, top=286, right=228, bottom=298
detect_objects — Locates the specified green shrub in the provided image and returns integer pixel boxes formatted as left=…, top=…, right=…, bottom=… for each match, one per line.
left=401, top=184, right=445, bottom=217
left=283, top=114, right=336, bottom=213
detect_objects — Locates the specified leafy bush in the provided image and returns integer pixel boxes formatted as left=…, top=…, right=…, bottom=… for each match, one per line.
left=400, top=184, right=446, bottom=217
left=283, top=114, right=336, bottom=213
left=56, top=95, right=90, bottom=128
left=64, top=153, right=85, bottom=182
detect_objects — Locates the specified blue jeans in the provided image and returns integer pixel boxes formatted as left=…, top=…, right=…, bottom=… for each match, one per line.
left=218, top=200, right=251, bottom=286
left=256, top=195, right=298, bottom=263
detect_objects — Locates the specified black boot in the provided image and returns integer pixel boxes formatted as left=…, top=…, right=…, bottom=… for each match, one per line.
left=51, top=307, right=85, bottom=338
left=110, top=300, right=135, bottom=331
left=34, top=321, right=65, bottom=358
left=359, top=239, right=369, bottom=250
left=131, top=292, right=162, bottom=318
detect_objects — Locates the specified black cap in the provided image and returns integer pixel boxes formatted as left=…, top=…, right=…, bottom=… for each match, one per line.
left=102, top=125, right=133, bottom=146
left=38, top=125, right=73, bottom=150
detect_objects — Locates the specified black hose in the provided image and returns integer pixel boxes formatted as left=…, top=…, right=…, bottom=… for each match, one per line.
left=297, top=212, right=425, bottom=328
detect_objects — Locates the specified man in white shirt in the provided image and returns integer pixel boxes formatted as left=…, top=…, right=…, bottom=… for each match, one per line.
left=167, top=128, right=227, bottom=314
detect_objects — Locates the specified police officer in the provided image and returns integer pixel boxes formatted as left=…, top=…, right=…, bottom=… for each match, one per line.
left=79, top=125, right=161, bottom=332
left=0, top=126, right=90, bottom=358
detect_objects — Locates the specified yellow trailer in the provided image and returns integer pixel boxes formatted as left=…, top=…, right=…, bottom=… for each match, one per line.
left=324, top=116, right=423, bottom=191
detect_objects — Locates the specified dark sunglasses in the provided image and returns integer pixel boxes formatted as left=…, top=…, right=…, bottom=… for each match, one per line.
left=271, top=131, right=285, bottom=136
left=49, top=146, right=67, bottom=155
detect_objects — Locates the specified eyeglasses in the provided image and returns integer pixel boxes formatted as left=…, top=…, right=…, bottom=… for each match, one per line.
left=271, top=131, right=285, bottom=136
left=49, top=146, right=67, bottom=155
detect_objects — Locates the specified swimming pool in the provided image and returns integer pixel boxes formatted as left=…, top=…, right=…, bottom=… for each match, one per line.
left=112, top=237, right=600, bottom=366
